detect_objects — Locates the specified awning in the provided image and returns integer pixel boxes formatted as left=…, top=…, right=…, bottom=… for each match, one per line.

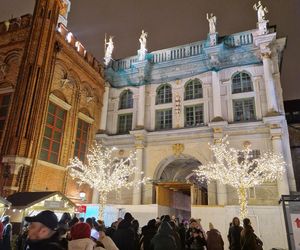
left=0, top=196, right=11, bottom=207
left=6, top=191, right=75, bottom=211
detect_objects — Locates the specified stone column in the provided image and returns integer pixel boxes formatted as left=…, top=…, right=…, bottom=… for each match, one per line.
left=212, top=71, right=222, bottom=119
left=137, top=85, right=145, bottom=128
left=271, top=133, right=290, bottom=196
left=132, top=145, right=144, bottom=205
left=99, top=84, right=110, bottom=132
left=262, top=53, right=278, bottom=113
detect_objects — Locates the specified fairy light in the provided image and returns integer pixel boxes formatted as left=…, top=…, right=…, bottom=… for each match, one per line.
left=68, top=142, right=148, bottom=219
left=194, top=136, right=285, bottom=219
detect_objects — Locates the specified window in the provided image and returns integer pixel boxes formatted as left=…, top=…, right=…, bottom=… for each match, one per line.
left=118, top=113, right=132, bottom=134
left=0, top=93, right=11, bottom=140
left=233, top=98, right=256, bottom=122
left=232, top=72, right=253, bottom=94
left=156, top=84, right=172, bottom=104
left=74, top=119, right=89, bottom=161
left=119, top=90, right=133, bottom=109
left=156, top=109, right=172, bottom=130
left=40, top=102, right=66, bottom=164
left=185, top=79, right=203, bottom=100
left=185, top=105, right=204, bottom=127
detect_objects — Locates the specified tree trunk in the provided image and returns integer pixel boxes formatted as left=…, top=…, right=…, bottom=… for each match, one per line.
left=237, top=186, right=248, bottom=219
left=98, top=192, right=108, bottom=220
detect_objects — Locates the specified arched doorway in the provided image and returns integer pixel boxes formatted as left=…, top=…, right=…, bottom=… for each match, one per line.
left=153, top=156, right=207, bottom=220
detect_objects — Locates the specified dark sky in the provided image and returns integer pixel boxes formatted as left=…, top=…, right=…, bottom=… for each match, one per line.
left=0, top=0, right=299, bottom=100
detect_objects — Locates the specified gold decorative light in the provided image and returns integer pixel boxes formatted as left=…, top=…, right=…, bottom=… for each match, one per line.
left=194, top=136, right=285, bottom=218
left=68, top=142, right=148, bottom=219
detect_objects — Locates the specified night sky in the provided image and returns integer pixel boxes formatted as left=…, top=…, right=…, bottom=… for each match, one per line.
left=0, top=0, right=299, bottom=101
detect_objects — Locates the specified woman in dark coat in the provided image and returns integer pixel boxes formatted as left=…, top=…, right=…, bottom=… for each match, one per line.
left=228, top=217, right=243, bottom=250
left=206, top=223, right=224, bottom=250
left=139, top=219, right=157, bottom=250
left=151, top=221, right=177, bottom=250
left=240, top=218, right=257, bottom=250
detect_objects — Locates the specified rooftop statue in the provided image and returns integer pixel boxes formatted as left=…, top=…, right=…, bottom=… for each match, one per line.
left=206, top=13, right=216, bottom=34
left=104, top=36, right=114, bottom=66
left=253, top=1, right=268, bottom=23
left=138, top=30, right=148, bottom=61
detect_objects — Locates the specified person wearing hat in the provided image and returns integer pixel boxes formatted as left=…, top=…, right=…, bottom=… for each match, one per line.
left=68, top=222, right=95, bottom=250
left=24, top=210, right=65, bottom=250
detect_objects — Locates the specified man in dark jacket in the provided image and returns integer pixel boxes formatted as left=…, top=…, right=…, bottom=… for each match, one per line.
left=113, top=212, right=135, bottom=250
left=24, top=210, right=65, bottom=250
left=2, top=215, right=12, bottom=250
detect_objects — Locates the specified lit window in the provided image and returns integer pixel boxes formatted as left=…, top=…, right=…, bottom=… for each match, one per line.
left=118, top=113, right=132, bottom=134
left=0, top=93, right=11, bottom=140
left=119, top=90, right=133, bottom=109
left=232, top=72, right=253, bottom=94
left=233, top=98, right=256, bottom=122
left=156, top=84, right=172, bottom=104
left=185, top=105, right=204, bottom=127
left=40, top=102, right=66, bottom=164
left=156, top=109, right=172, bottom=130
left=185, top=79, right=203, bottom=100
left=74, top=119, right=89, bottom=162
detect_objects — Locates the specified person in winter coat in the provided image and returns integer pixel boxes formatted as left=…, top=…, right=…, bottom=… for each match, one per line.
left=228, top=217, right=243, bottom=250
left=206, top=223, right=224, bottom=250
left=113, top=212, right=135, bottom=250
left=151, top=221, right=177, bottom=250
left=24, top=210, right=65, bottom=250
left=2, top=215, right=12, bottom=250
left=139, top=219, right=157, bottom=250
left=240, top=218, right=258, bottom=250
left=68, top=222, right=95, bottom=250
left=97, top=226, right=119, bottom=250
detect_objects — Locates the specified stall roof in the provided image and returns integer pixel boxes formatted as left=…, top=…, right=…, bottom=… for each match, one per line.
left=6, top=191, right=76, bottom=209
left=0, top=196, right=11, bottom=207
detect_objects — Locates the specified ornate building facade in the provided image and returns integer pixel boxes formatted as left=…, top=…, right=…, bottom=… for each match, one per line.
left=0, top=0, right=105, bottom=203
left=99, top=7, right=295, bottom=249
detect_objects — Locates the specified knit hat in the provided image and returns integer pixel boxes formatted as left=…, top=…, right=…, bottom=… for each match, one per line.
left=71, top=222, right=91, bottom=240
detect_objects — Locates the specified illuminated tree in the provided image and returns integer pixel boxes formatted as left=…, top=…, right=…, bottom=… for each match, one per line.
left=68, top=142, right=147, bottom=219
left=194, top=137, right=285, bottom=218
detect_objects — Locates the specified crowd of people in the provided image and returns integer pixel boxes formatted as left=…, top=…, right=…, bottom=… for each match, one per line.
left=0, top=210, right=263, bottom=250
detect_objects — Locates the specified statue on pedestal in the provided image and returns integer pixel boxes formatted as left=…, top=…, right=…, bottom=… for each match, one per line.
left=206, top=13, right=216, bottom=34
left=253, top=1, right=268, bottom=23
left=104, top=35, right=114, bottom=66
left=138, top=30, right=148, bottom=61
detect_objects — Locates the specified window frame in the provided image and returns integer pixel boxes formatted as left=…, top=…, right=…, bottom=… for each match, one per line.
left=74, top=119, right=90, bottom=162
left=0, top=93, right=11, bottom=140
left=184, top=79, right=203, bottom=100
left=233, top=97, right=256, bottom=122
left=184, top=104, right=204, bottom=127
left=232, top=72, right=253, bottom=94
left=39, top=102, right=66, bottom=164
left=155, top=108, right=172, bottom=130
left=156, top=84, right=172, bottom=105
left=119, top=90, right=133, bottom=110
left=117, top=113, right=133, bottom=134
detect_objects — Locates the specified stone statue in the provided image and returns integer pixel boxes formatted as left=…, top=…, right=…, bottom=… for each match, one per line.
left=206, top=13, right=216, bottom=34
left=253, top=1, right=268, bottom=23
left=139, top=30, right=148, bottom=52
left=104, top=36, right=114, bottom=66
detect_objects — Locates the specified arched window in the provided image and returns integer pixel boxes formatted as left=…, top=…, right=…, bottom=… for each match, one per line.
left=119, top=90, right=133, bottom=109
left=232, top=72, right=253, bottom=94
left=156, top=84, right=172, bottom=104
left=184, top=79, right=203, bottom=100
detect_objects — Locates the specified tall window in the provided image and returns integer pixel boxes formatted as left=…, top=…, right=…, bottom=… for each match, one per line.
left=233, top=98, right=256, bottom=122
left=119, top=90, right=133, bottom=109
left=74, top=119, right=89, bottom=161
left=185, top=105, right=204, bottom=127
left=156, top=109, right=172, bottom=130
left=118, top=113, right=132, bottom=134
left=185, top=79, right=203, bottom=100
left=40, top=102, right=66, bottom=164
left=156, top=84, right=172, bottom=104
left=0, top=93, right=11, bottom=140
left=232, top=72, right=253, bottom=94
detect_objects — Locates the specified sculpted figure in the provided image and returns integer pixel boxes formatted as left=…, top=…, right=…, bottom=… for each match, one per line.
left=253, top=1, right=268, bottom=22
left=206, top=13, right=216, bottom=34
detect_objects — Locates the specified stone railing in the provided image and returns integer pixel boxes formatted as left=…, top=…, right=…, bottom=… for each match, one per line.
left=57, top=23, right=102, bottom=74
left=223, top=30, right=254, bottom=47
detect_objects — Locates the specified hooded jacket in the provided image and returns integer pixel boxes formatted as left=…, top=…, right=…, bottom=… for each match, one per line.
left=151, top=221, right=177, bottom=250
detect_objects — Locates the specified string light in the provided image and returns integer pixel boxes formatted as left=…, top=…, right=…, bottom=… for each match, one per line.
left=194, top=136, right=285, bottom=219
left=68, top=142, right=148, bottom=219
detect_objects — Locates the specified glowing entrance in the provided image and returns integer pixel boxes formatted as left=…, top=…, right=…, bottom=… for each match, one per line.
left=154, top=157, right=207, bottom=220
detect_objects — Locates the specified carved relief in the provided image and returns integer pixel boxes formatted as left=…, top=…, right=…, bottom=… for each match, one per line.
left=172, top=143, right=184, bottom=157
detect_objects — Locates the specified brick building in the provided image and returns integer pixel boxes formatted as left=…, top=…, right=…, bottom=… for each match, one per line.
left=0, top=0, right=105, bottom=203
